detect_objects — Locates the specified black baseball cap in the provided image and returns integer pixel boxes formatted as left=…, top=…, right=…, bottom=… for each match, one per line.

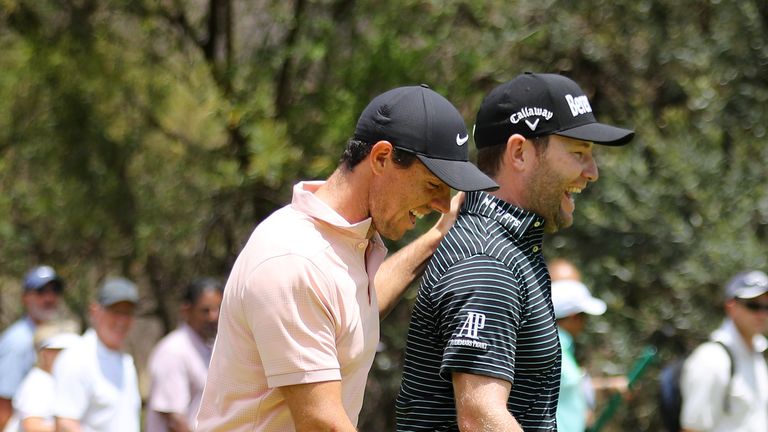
left=354, top=84, right=498, bottom=192
left=473, top=73, right=635, bottom=148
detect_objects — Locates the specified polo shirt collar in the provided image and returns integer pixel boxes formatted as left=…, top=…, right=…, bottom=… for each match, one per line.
left=463, top=191, right=546, bottom=242
left=291, top=181, right=373, bottom=240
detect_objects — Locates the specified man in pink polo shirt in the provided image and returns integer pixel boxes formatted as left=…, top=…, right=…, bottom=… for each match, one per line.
left=146, top=277, right=224, bottom=432
left=197, top=84, right=498, bottom=431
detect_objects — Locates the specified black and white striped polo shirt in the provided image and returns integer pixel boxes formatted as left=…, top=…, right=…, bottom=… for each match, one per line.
left=396, top=191, right=561, bottom=431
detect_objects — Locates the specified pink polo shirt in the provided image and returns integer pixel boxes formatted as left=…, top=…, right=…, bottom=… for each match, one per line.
left=146, top=324, right=212, bottom=431
left=196, top=181, right=387, bottom=431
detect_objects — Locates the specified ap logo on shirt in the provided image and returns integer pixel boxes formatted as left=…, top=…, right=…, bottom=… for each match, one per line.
left=457, top=312, right=485, bottom=339
left=448, top=312, right=488, bottom=350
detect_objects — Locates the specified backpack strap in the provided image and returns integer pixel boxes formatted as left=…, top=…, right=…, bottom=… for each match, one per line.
left=712, top=340, right=735, bottom=413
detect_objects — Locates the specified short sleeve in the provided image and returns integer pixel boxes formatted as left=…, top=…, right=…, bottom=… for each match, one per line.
left=0, top=324, right=35, bottom=398
left=147, top=341, right=191, bottom=414
left=243, top=254, right=341, bottom=388
left=13, top=369, right=54, bottom=420
left=679, top=342, right=731, bottom=429
left=435, top=255, right=523, bottom=383
left=52, top=346, right=91, bottom=420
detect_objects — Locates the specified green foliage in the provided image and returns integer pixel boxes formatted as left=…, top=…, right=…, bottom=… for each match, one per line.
left=1, top=0, right=768, bottom=430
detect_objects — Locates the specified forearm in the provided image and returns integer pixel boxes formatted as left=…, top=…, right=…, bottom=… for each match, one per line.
left=158, top=411, right=192, bottom=432
left=375, top=226, right=443, bottom=317
left=21, top=417, right=55, bottom=432
left=56, top=418, right=82, bottom=432
left=458, top=407, right=523, bottom=432
left=376, top=192, right=465, bottom=318
left=0, top=397, right=12, bottom=430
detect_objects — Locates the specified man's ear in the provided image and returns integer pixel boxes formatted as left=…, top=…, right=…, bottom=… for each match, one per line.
left=369, top=140, right=394, bottom=175
left=503, top=134, right=530, bottom=171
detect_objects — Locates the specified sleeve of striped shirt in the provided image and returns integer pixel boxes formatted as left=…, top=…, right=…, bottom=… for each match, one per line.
left=433, top=255, right=523, bottom=384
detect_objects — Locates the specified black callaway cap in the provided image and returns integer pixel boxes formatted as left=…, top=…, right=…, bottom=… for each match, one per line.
left=354, top=84, right=498, bottom=192
left=473, top=73, right=635, bottom=148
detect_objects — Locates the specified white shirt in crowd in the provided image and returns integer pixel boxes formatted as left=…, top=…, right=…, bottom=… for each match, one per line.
left=52, top=329, right=141, bottom=432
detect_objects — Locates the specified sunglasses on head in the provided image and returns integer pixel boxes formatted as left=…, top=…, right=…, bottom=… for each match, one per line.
left=737, top=299, right=768, bottom=312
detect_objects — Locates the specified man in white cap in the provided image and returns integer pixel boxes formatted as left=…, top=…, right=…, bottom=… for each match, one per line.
left=680, top=270, right=768, bottom=432
left=53, top=277, right=142, bottom=432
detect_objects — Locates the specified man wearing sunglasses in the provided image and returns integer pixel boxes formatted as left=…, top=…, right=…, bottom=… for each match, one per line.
left=0, top=265, right=64, bottom=430
left=679, top=270, right=768, bottom=432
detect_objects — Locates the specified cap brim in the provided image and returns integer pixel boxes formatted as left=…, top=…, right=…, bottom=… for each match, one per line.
left=417, top=155, right=499, bottom=192
left=41, top=333, right=80, bottom=350
left=557, top=122, right=634, bottom=146
left=27, top=276, right=63, bottom=291
left=581, top=298, right=607, bottom=315
left=734, top=287, right=768, bottom=299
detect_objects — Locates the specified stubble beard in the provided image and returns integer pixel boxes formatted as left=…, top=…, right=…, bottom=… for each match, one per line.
left=527, top=160, right=571, bottom=234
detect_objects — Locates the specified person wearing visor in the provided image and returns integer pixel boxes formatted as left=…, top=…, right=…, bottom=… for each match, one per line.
left=0, top=265, right=64, bottom=430
left=12, top=320, right=80, bottom=432
left=396, top=72, right=634, bottom=431
left=680, top=270, right=768, bottom=431
left=197, top=85, right=497, bottom=431
left=552, top=278, right=612, bottom=432
left=549, top=259, right=628, bottom=432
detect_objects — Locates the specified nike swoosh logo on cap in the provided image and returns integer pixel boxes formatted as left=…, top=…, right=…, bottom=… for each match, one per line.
left=525, top=118, right=540, bottom=131
left=456, top=133, right=469, bottom=146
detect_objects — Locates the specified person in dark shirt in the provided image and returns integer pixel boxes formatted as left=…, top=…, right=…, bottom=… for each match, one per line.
left=396, top=73, right=634, bottom=431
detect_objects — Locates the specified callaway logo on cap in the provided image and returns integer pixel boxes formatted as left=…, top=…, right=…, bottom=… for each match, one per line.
left=473, top=72, right=635, bottom=148
left=354, top=84, right=498, bottom=192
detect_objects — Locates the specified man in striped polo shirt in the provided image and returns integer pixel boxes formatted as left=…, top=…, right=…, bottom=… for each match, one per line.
left=396, top=73, right=634, bottom=431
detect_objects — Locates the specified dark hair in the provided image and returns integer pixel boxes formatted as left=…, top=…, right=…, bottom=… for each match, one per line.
left=476, top=135, right=550, bottom=177
left=183, top=277, right=224, bottom=305
left=339, top=138, right=418, bottom=171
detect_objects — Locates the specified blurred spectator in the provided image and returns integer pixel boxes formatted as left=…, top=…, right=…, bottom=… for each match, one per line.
left=52, top=277, right=141, bottom=432
left=680, top=270, right=768, bottom=431
left=550, top=259, right=627, bottom=432
left=145, top=277, right=223, bottom=432
left=549, top=258, right=583, bottom=282
left=11, top=320, right=80, bottom=432
left=0, top=266, right=64, bottom=430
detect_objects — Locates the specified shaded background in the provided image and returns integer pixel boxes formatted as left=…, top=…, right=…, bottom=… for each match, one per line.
left=1, top=0, right=768, bottom=430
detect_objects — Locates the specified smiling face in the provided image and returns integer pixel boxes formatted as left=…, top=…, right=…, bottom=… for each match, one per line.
left=728, top=292, right=768, bottom=341
left=369, top=156, right=452, bottom=240
left=524, top=135, right=599, bottom=233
